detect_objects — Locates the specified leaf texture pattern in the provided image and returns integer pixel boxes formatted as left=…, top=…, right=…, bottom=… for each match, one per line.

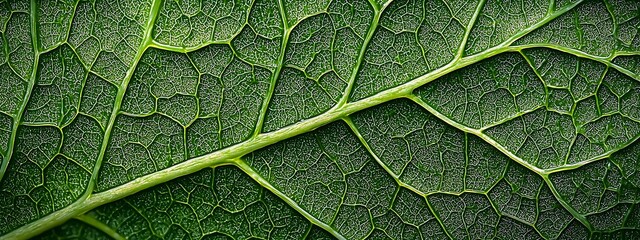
left=0, top=0, right=639, bottom=239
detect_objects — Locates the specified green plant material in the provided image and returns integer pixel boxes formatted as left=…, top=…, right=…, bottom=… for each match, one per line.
left=1, top=0, right=639, bottom=239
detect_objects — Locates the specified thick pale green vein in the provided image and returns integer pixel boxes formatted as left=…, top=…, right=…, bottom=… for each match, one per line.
left=149, top=39, right=231, bottom=53
left=0, top=43, right=549, bottom=240
left=2, top=155, right=236, bottom=240
left=4, top=0, right=630, bottom=238
left=2, top=40, right=511, bottom=240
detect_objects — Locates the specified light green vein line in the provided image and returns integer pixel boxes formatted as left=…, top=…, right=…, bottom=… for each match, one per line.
left=252, top=0, right=291, bottom=136
left=0, top=0, right=41, bottom=181
left=343, top=117, right=427, bottom=197
left=542, top=176, right=593, bottom=231
left=84, top=0, right=163, bottom=195
left=0, top=43, right=544, bottom=240
left=500, top=0, right=584, bottom=47
left=424, top=196, right=454, bottom=240
left=455, top=0, right=486, bottom=60
left=1, top=0, right=591, bottom=238
left=232, top=159, right=347, bottom=240
left=74, top=214, right=126, bottom=240
left=336, top=1, right=384, bottom=106
left=2, top=41, right=495, bottom=239
left=542, top=135, right=640, bottom=174
left=2, top=156, right=236, bottom=240
left=342, top=117, right=455, bottom=240
left=409, top=93, right=600, bottom=234
left=507, top=44, right=640, bottom=82
left=406, top=95, right=546, bottom=175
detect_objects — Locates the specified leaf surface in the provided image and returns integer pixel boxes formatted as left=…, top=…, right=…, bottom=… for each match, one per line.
left=1, top=0, right=639, bottom=239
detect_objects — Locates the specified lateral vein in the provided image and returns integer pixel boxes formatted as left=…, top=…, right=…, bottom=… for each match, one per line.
left=2, top=1, right=610, bottom=238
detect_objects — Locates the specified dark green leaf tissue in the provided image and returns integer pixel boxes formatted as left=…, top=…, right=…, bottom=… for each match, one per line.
left=0, top=0, right=639, bottom=239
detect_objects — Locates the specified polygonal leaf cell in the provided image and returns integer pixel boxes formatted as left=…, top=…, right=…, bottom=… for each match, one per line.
left=97, top=114, right=185, bottom=191
left=465, top=0, right=548, bottom=54
left=614, top=55, right=640, bottom=76
left=231, top=0, right=284, bottom=68
left=23, top=44, right=87, bottom=126
left=187, top=44, right=270, bottom=155
left=351, top=0, right=475, bottom=100
left=37, top=0, right=75, bottom=51
left=1, top=4, right=32, bottom=118
left=417, top=52, right=545, bottom=130
left=68, top=0, right=153, bottom=83
left=153, top=0, right=252, bottom=46
left=0, top=114, right=11, bottom=157
left=5, top=9, right=33, bottom=81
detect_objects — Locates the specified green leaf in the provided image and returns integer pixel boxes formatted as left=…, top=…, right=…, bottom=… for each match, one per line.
left=1, top=0, right=639, bottom=239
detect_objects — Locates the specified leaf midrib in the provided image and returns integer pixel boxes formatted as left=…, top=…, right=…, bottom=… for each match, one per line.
left=0, top=43, right=544, bottom=240
left=5, top=0, right=640, bottom=239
